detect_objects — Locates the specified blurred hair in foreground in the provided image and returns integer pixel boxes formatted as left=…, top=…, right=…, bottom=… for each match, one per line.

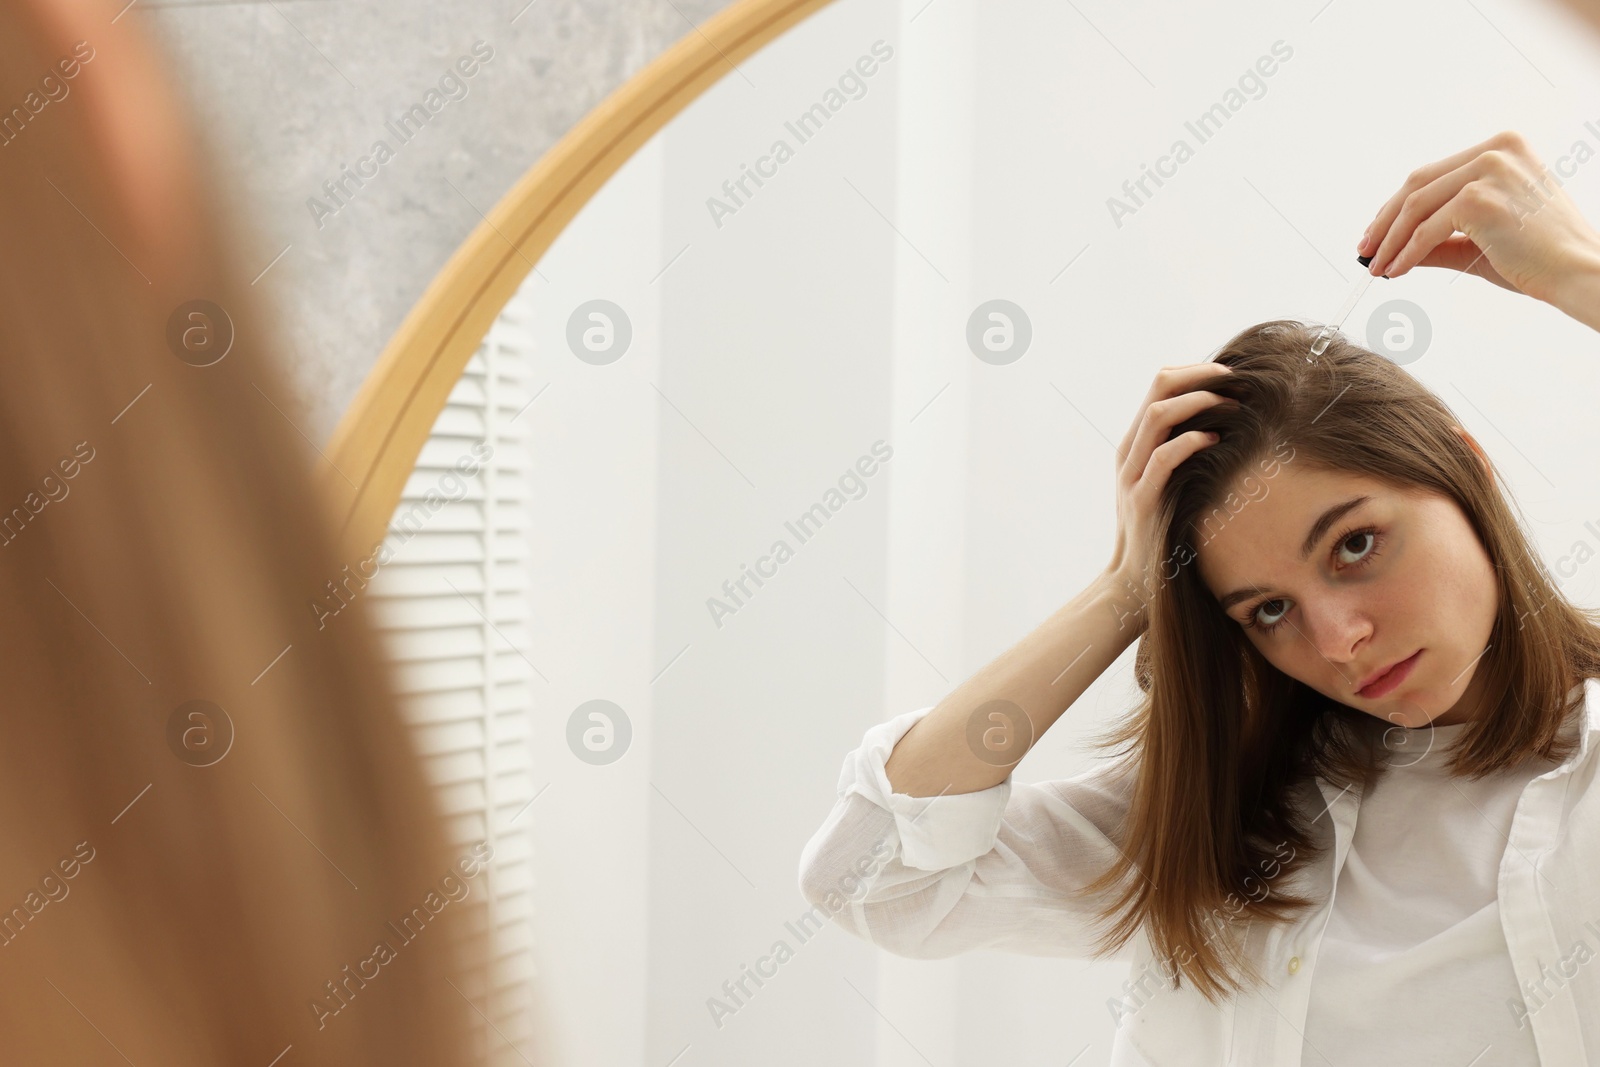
left=0, top=2, right=482, bottom=1063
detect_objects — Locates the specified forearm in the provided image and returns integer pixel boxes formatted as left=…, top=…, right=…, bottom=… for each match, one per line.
left=882, top=570, right=1144, bottom=798
left=1546, top=237, right=1600, bottom=335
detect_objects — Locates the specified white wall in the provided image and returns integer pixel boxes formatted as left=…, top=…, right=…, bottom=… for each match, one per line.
left=518, top=0, right=1600, bottom=1064
left=520, top=131, right=665, bottom=1066
left=144, top=0, right=728, bottom=447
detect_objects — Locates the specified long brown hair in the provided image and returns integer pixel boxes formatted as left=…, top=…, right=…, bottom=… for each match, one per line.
left=1081, top=319, right=1600, bottom=1003
left=0, top=3, right=480, bottom=1064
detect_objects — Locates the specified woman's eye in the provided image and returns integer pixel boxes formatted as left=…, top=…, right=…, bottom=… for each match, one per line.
left=1241, top=526, right=1384, bottom=634
left=1253, top=600, right=1288, bottom=630
left=1335, top=531, right=1375, bottom=565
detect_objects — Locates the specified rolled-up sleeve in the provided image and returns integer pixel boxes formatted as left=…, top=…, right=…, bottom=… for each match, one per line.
left=797, top=703, right=1139, bottom=962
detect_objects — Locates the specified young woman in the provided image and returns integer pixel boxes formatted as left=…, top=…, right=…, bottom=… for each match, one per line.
left=799, top=131, right=1600, bottom=1066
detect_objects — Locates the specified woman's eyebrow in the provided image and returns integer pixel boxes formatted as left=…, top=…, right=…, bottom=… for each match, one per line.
left=1215, top=495, right=1371, bottom=610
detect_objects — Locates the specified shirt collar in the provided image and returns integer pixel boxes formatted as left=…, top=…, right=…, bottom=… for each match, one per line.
left=1567, top=675, right=1600, bottom=768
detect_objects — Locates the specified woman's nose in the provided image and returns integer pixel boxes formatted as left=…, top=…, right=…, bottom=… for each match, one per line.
left=1304, top=597, right=1374, bottom=669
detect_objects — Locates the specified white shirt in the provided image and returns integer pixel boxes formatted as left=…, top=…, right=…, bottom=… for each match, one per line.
left=1301, top=718, right=1560, bottom=1065
left=797, top=677, right=1600, bottom=1066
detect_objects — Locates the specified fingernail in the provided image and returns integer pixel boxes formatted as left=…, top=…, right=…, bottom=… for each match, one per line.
left=1358, top=229, right=1370, bottom=251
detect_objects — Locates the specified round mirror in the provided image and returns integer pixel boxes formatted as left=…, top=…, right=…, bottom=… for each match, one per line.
left=323, top=0, right=1600, bottom=1062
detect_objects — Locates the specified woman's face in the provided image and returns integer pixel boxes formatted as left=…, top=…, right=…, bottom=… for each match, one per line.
left=1194, top=455, right=1499, bottom=729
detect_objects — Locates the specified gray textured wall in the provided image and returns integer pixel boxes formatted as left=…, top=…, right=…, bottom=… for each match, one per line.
left=142, top=0, right=730, bottom=446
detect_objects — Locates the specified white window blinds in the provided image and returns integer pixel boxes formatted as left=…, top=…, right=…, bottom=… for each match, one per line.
left=365, top=287, right=537, bottom=1066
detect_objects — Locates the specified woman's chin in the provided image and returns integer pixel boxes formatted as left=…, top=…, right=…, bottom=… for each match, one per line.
left=1369, top=696, right=1435, bottom=730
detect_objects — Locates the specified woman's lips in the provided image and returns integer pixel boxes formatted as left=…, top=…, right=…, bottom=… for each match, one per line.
left=1358, top=650, right=1422, bottom=698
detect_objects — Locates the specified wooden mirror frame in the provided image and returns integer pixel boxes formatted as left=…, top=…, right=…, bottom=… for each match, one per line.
left=318, top=0, right=838, bottom=558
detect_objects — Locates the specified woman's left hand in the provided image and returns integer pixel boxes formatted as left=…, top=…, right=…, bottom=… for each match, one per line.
left=1358, top=130, right=1600, bottom=327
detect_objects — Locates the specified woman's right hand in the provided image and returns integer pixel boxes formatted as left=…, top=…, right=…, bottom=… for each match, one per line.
left=1102, top=362, right=1235, bottom=630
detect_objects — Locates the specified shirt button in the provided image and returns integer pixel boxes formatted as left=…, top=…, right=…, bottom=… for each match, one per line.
left=1288, top=956, right=1301, bottom=975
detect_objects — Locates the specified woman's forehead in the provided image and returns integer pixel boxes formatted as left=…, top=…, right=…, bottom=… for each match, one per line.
left=1193, top=467, right=1399, bottom=583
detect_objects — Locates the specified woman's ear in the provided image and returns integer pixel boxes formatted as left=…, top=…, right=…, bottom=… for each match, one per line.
left=18, top=0, right=201, bottom=283
left=1452, top=424, right=1492, bottom=477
